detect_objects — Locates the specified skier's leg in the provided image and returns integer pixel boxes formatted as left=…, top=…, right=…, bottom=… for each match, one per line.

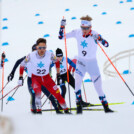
left=42, top=74, right=68, bottom=110
left=32, top=76, right=42, bottom=113
left=68, top=72, right=91, bottom=106
left=27, top=77, right=36, bottom=113
left=41, top=86, right=59, bottom=111
left=87, top=59, right=113, bottom=112
left=60, top=83, right=66, bottom=99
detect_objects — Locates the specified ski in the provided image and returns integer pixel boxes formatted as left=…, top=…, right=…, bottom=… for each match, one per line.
left=42, top=102, right=124, bottom=112
left=87, top=102, right=125, bottom=107
left=42, top=108, right=104, bottom=112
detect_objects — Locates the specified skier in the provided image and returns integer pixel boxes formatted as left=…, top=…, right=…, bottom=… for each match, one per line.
left=7, top=44, right=61, bottom=114
left=0, top=53, right=6, bottom=69
left=18, top=38, right=70, bottom=114
left=51, top=48, right=91, bottom=107
left=58, top=15, right=113, bottom=113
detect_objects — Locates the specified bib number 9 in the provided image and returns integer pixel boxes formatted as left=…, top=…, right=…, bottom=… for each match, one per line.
left=37, top=69, right=46, bottom=74
left=82, top=51, right=87, bottom=56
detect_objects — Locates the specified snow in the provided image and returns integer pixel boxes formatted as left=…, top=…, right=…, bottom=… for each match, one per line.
left=0, top=0, right=134, bottom=134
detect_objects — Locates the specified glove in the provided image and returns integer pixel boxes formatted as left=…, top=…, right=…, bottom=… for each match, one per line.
left=57, top=73, right=62, bottom=85
left=1, top=53, right=6, bottom=59
left=8, top=73, right=14, bottom=82
left=61, top=19, right=66, bottom=27
left=18, top=76, right=24, bottom=86
left=101, top=39, right=109, bottom=47
left=93, top=34, right=102, bottom=41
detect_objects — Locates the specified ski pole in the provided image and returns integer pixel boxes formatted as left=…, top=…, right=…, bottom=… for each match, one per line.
left=6, top=86, right=20, bottom=104
left=0, top=85, right=19, bottom=100
left=63, top=16, right=71, bottom=112
left=41, top=93, right=51, bottom=107
left=82, top=81, right=87, bottom=102
left=97, top=42, right=134, bottom=96
left=0, top=81, right=9, bottom=94
left=5, top=75, right=27, bottom=104
left=0, top=75, right=27, bottom=100
left=41, top=94, right=45, bottom=99
left=1, top=52, right=5, bottom=112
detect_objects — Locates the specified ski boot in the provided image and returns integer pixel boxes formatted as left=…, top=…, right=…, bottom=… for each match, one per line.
left=56, top=109, right=64, bottom=114
left=36, top=109, right=42, bottom=114
left=99, top=96, right=114, bottom=113
left=81, top=100, right=94, bottom=107
left=64, top=108, right=72, bottom=114
left=31, top=109, right=37, bottom=114
left=102, top=104, right=114, bottom=113
left=76, top=101, right=83, bottom=114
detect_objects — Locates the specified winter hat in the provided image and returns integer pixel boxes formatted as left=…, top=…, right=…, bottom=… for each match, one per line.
left=56, top=48, right=63, bottom=57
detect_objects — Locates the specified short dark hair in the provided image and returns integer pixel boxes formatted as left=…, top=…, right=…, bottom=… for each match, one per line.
left=32, top=44, right=37, bottom=51
left=36, top=38, right=46, bottom=45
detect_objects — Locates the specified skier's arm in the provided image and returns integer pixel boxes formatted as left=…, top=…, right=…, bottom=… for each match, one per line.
left=51, top=53, right=60, bottom=74
left=19, top=55, right=30, bottom=77
left=50, top=62, right=55, bottom=68
left=67, top=58, right=76, bottom=69
left=93, top=34, right=109, bottom=47
left=58, top=19, right=76, bottom=39
left=8, top=56, right=26, bottom=81
left=97, top=34, right=109, bottom=47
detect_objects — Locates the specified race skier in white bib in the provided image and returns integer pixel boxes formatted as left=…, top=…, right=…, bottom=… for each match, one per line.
left=58, top=15, right=113, bottom=114
left=18, top=38, right=70, bottom=114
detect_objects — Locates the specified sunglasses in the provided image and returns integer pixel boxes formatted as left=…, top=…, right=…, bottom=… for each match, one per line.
left=38, top=46, right=46, bottom=50
left=81, top=26, right=90, bottom=30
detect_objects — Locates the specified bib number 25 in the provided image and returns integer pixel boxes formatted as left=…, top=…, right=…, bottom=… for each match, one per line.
left=82, top=51, right=87, bottom=56
left=37, top=69, right=46, bottom=74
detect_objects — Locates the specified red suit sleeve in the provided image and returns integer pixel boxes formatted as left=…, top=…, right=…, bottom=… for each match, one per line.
left=20, top=66, right=25, bottom=76
left=55, top=60, right=60, bottom=68
left=69, top=59, right=77, bottom=73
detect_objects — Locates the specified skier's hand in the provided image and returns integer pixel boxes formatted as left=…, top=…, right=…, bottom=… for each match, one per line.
left=8, top=73, right=14, bottom=82
left=18, top=76, right=24, bottom=86
left=1, top=52, right=6, bottom=59
left=57, top=73, right=62, bottom=85
left=61, top=19, right=66, bottom=27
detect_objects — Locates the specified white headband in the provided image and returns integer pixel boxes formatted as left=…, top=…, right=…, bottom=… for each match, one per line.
left=56, top=54, right=63, bottom=57
left=81, top=20, right=91, bottom=27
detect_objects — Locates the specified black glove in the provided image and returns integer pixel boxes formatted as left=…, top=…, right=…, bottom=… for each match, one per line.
left=57, top=73, right=62, bottom=85
left=8, top=73, right=14, bottom=82
left=1, top=53, right=6, bottom=59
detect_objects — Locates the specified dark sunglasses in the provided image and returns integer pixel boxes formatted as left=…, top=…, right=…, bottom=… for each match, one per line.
left=38, top=46, right=46, bottom=50
left=81, top=26, right=90, bottom=30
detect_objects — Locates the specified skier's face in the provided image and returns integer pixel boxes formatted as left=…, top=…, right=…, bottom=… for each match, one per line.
left=37, top=43, right=47, bottom=56
left=81, top=26, right=91, bottom=35
left=57, top=56, right=63, bottom=61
